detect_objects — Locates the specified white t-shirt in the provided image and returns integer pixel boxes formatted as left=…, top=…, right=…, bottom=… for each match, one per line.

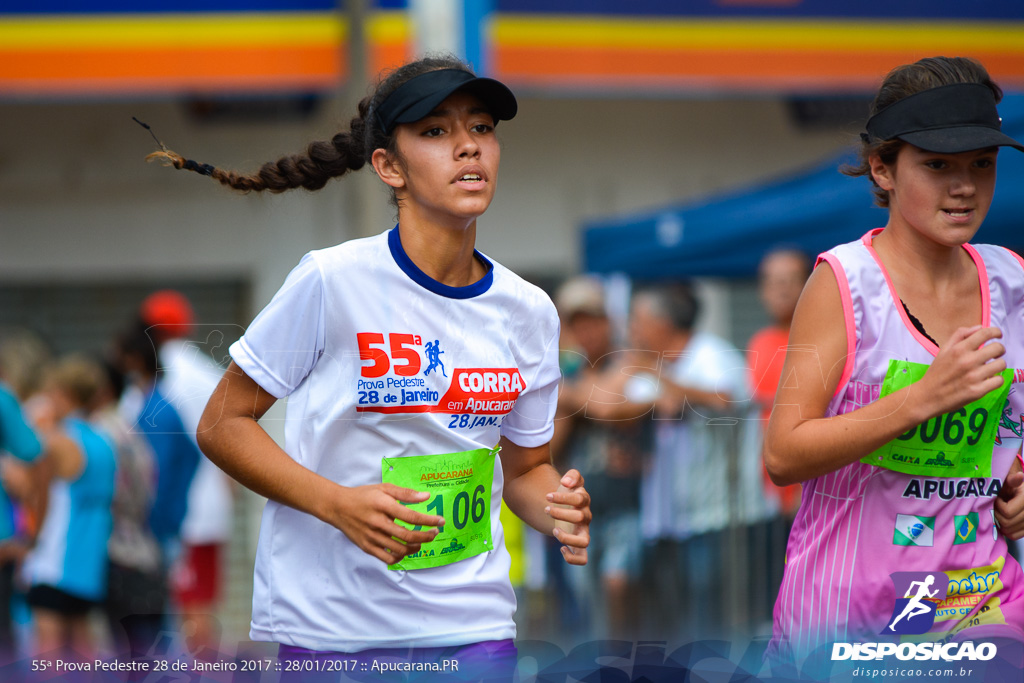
left=637, top=331, right=753, bottom=541
left=229, top=228, right=561, bottom=652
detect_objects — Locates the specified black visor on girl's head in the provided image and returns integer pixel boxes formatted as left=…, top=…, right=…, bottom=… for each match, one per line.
left=373, top=68, right=518, bottom=135
left=864, top=83, right=1024, bottom=153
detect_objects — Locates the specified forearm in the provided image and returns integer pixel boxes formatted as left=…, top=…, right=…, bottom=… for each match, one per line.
left=668, top=383, right=733, bottom=413
left=765, top=384, right=931, bottom=486
left=28, top=456, right=53, bottom=537
left=500, top=436, right=590, bottom=564
left=584, top=397, right=653, bottom=421
left=197, top=414, right=339, bottom=523
left=503, top=460, right=569, bottom=536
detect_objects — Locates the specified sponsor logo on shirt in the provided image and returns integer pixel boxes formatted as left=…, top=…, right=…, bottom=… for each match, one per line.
left=900, top=478, right=1002, bottom=501
left=923, top=452, right=955, bottom=469
left=437, top=369, right=524, bottom=414
left=954, top=513, right=978, bottom=545
left=893, top=514, right=934, bottom=547
left=440, top=538, right=467, bottom=555
left=936, top=561, right=1007, bottom=631
left=890, top=451, right=920, bottom=465
left=946, top=563, right=1002, bottom=599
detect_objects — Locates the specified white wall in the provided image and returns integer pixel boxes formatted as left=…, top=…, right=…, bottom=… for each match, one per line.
left=480, top=96, right=850, bottom=274
left=0, top=95, right=850, bottom=312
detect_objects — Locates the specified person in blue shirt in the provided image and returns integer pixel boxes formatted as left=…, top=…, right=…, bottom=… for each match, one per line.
left=118, top=323, right=200, bottom=563
left=21, top=356, right=116, bottom=658
left=0, top=381, right=42, bottom=658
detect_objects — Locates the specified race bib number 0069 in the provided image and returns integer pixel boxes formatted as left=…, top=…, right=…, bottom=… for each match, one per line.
left=862, top=360, right=1012, bottom=478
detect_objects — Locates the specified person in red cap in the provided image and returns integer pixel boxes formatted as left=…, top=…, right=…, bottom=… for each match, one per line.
left=139, top=290, right=195, bottom=342
left=125, top=290, right=234, bottom=657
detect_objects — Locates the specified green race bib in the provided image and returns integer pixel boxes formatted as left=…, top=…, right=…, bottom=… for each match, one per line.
left=862, top=360, right=1013, bottom=478
left=382, top=447, right=497, bottom=571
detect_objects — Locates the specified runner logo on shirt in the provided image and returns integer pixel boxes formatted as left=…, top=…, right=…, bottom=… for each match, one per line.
left=954, top=513, right=978, bottom=545
left=893, top=514, right=935, bottom=547
left=424, top=340, right=447, bottom=378
left=883, top=571, right=947, bottom=635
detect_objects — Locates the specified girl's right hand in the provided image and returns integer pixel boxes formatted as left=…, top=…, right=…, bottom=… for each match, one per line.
left=329, top=483, right=445, bottom=564
left=916, top=326, right=1006, bottom=417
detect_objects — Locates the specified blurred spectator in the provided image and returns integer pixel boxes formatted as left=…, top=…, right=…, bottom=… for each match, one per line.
left=551, top=276, right=648, bottom=640
left=117, top=323, right=200, bottom=573
left=0, top=366, right=43, bottom=659
left=90, top=358, right=164, bottom=659
left=746, top=248, right=812, bottom=628
left=625, top=284, right=750, bottom=640
left=22, top=355, right=116, bottom=658
left=0, top=330, right=52, bottom=403
left=748, top=248, right=811, bottom=517
left=135, top=290, right=231, bottom=657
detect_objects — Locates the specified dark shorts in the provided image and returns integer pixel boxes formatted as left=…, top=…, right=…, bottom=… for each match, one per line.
left=27, top=584, right=97, bottom=616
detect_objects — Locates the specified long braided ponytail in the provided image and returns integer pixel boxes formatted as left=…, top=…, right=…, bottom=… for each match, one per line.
left=142, top=55, right=473, bottom=194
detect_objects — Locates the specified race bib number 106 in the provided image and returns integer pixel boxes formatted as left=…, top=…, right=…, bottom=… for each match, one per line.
left=863, top=360, right=1012, bottom=478
left=382, top=447, right=497, bottom=571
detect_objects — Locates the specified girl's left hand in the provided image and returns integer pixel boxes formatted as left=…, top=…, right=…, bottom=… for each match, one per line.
left=995, top=458, right=1024, bottom=541
left=546, top=469, right=591, bottom=566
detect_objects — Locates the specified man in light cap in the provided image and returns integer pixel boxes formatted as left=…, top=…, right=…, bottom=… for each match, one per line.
left=552, top=276, right=647, bottom=640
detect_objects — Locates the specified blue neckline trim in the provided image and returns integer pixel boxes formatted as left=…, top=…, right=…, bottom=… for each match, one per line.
left=388, top=226, right=493, bottom=299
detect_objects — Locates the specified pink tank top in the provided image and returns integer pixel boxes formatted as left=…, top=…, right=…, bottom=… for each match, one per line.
left=769, top=229, right=1024, bottom=662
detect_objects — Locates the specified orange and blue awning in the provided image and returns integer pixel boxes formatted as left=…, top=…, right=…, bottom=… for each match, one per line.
left=5, top=0, right=1024, bottom=99
left=489, top=1, right=1024, bottom=93
left=0, top=0, right=346, bottom=97
left=366, top=0, right=414, bottom=80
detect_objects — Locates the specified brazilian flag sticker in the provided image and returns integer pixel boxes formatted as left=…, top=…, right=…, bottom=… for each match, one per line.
left=954, top=513, right=979, bottom=545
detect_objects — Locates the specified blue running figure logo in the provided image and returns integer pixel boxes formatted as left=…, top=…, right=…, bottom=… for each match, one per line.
left=883, top=571, right=947, bottom=635
left=424, top=340, right=447, bottom=377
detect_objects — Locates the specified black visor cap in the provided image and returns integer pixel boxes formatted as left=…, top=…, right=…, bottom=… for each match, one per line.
left=865, top=82, right=1024, bottom=154
left=374, top=68, right=518, bottom=134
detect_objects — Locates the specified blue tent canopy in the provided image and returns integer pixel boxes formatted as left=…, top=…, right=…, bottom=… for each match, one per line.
left=582, top=94, right=1024, bottom=279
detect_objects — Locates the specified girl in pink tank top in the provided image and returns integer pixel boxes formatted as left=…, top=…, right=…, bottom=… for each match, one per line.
left=763, top=56, right=1024, bottom=673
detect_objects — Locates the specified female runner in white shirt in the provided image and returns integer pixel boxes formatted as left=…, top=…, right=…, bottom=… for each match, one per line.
left=149, top=55, right=590, bottom=677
